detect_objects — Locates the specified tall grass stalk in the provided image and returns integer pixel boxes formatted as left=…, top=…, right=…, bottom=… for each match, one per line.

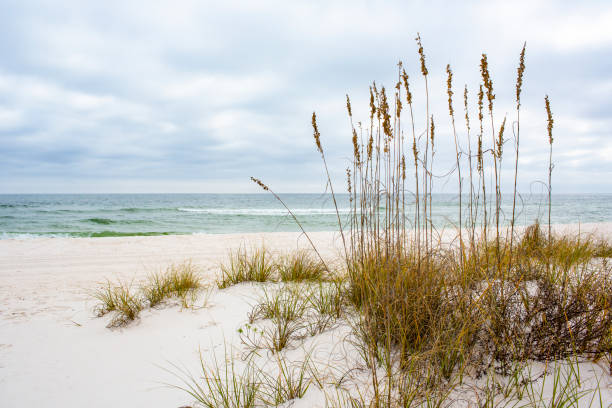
left=447, top=64, right=463, bottom=266
left=545, top=95, right=554, bottom=244
left=510, top=43, right=526, bottom=266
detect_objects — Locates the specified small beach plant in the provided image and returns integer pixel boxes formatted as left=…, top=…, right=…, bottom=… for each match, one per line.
left=167, top=348, right=262, bottom=408
left=259, top=354, right=313, bottom=405
left=92, top=261, right=205, bottom=326
left=92, top=279, right=143, bottom=327
left=278, top=250, right=327, bottom=282
left=217, top=246, right=275, bottom=288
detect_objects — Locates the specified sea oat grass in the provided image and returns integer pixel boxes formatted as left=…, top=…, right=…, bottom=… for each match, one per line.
left=347, top=248, right=481, bottom=385
left=243, top=34, right=612, bottom=407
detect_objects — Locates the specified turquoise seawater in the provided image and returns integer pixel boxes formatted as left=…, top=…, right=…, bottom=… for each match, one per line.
left=0, top=194, right=610, bottom=239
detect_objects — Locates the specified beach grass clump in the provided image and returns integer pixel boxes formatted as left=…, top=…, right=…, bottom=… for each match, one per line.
left=142, top=271, right=172, bottom=308
left=92, top=260, right=205, bottom=327
left=217, top=248, right=331, bottom=289
left=166, top=260, right=202, bottom=297
left=170, top=350, right=262, bottom=408
left=93, top=280, right=143, bottom=327
left=243, top=283, right=348, bottom=352
left=349, top=249, right=479, bottom=385
left=170, top=347, right=316, bottom=408
left=109, top=283, right=144, bottom=327
left=259, top=355, right=313, bottom=405
left=457, top=225, right=612, bottom=366
left=515, top=221, right=612, bottom=271
left=483, top=258, right=612, bottom=365
left=248, top=286, right=308, bottom=323
left=278, top=250, right=327, bottom=282
left=92, top=280, right=121, bottom=316
left=306, top=280, right=346, bottom=321
left=217, top=247, right=275, bottom=288
left=142, top=261, right=203, bottom=308
left=242, top=286, right=308, bottom=353
left=264, top=314, right=304, bottom=353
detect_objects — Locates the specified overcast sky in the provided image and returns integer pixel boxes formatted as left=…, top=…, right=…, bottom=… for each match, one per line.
left=0, top=0, right=610, bottom=193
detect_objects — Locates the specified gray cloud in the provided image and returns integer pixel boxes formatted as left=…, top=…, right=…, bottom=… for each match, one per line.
left=0, top=0, right=610, bottom=193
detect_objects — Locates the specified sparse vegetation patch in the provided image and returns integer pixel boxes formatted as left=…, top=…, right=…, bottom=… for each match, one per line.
left=92, top=260, right=206, bottom=327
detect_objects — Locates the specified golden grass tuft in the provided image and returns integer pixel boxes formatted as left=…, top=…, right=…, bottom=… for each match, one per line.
left=217, top=247, right=331, bottom=288
left=143, top=261, right=202, bottom=307
left=92, top=280, right=143, bottom=327
left=278, top=250, right=327, bottom=282
left=217, top=247, right=275, bottom=289
left=92, top=260, right=204, bottom=327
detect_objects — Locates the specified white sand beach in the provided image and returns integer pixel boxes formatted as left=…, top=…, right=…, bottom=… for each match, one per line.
left=0, top=231, right=342, bottom=407
left=0, top=225, right=611, bottom=407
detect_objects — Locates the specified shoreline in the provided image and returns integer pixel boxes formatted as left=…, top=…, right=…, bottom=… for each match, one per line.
left=2, top=220, right=611, bottom=240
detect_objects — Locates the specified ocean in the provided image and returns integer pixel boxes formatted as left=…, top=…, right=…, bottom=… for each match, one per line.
left=0, top=194, right=610, bottom=239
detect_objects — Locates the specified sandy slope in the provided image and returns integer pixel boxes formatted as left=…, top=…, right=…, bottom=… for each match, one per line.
left=0, top=225, right=610, bottom=407
left=0, top=231, right=341, bottom=407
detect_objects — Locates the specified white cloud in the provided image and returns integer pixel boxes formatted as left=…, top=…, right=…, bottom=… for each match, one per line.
left=0, top=0, right=610, bottom=192
left=0, top=108, right=24, bottom=130
left=161, top=73, right=283, bottom=105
